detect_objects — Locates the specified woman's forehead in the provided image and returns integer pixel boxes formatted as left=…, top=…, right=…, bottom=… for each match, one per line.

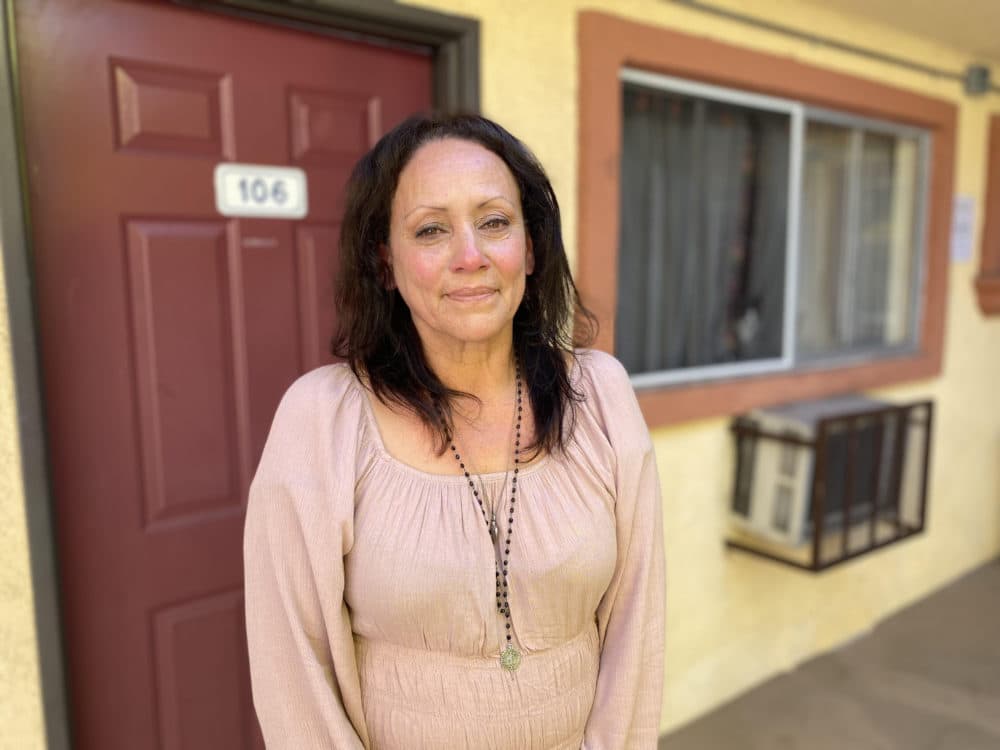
left=393, top=138, right=520, bottom=213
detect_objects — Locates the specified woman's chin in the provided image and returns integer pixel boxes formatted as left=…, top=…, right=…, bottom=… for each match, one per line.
left=420, top=320, right=515, bottom=350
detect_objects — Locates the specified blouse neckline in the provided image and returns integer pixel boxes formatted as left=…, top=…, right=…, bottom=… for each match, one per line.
left=346, top=365, right=553, bottom=484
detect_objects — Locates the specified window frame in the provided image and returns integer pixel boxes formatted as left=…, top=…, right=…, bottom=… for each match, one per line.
left=578, top=11, right=956, bottom=427
left=619, top=68, right=803, bottom=388
left=976, top=114, right=1000, bottom=315
left=619, top=69, right=934, bottom=388
left=800, top=107, right=933, bottom=363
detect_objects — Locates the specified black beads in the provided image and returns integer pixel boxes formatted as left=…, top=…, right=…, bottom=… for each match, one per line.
left=444, top=357, right=523, bottom=659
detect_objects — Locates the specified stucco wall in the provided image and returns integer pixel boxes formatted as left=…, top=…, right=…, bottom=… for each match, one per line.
left=402, top=0, right=1000, bottom=734
left=0, top=237, right=45, bottom=748
left=2, top=1, right=998, bottom=746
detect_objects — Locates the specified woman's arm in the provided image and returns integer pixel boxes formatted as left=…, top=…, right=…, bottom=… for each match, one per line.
left=244, top=368, right=368, bottom=749
left=582, top=354, right=666, bottom=749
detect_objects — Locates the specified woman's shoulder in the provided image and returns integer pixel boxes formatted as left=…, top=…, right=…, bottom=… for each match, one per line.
left=570, top=348, right=649, bottom=446
left=249, top=364, right=365, bottom=538
left=264, top=362, right=371, bottom=451
left=277, top=361, right=363, bottom=412
left=572, top=348, right=632, bottom=395
left=255, top=362, right=372, bottom=495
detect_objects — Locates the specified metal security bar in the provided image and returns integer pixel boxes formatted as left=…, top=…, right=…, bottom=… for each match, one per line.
left=727, top=399, right=933, bottom=572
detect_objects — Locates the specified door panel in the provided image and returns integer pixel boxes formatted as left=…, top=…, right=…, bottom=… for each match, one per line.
left=15, top=1, right=432, bottom=746
left=295, top=223, right=343, bottom=372
left=152, top=589, right=253, bottom=750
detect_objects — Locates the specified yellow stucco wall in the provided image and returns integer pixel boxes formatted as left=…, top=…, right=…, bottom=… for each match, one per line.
left=2, top=1, right=998, bottom=746
left=400, top=0, right=1000, bottom=734
left=0, top=236, right=46, bottom=748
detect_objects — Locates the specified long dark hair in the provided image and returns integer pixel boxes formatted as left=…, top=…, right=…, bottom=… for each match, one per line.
left=334, top=113, right=596, bottom=454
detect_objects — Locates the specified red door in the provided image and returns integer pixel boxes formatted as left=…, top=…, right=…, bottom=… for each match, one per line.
left=15, top=1, right=431, bottom=746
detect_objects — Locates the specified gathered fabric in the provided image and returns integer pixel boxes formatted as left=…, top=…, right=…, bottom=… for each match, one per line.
left=355, top=625, right=599, bottom=749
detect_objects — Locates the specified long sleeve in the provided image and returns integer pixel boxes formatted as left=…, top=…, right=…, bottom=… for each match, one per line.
left=244, top=367, right=369, bottom=749
left=582, top=352, right=666, bottom=749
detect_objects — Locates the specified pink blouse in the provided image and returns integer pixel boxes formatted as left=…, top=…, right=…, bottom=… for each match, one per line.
left=244, top=349, right=664, bottom=748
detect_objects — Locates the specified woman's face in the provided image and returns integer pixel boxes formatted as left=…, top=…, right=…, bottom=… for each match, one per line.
left=385, top=137, right=534, bottom=357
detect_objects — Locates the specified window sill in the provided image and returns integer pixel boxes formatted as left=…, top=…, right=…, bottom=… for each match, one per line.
left=974, top=272, right=1000, bottom=315
left=629, top=350, right=939, bottom=428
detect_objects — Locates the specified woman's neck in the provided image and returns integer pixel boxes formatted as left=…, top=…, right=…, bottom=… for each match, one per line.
left=421, top=336, right=517, bottom=406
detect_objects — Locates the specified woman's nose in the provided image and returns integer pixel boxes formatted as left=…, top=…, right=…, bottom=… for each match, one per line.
left=451, top=226, right=488, bottom=271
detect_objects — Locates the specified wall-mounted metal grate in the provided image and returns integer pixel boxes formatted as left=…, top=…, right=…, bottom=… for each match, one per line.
left=727, top=396, right=933, bottom=572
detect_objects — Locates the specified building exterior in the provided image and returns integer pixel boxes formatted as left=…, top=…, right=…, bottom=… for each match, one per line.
left=2, top=0, right=998, bottom=747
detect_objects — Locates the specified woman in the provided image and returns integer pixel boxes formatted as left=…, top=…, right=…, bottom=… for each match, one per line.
left=244, top=113, right=664, bottom=749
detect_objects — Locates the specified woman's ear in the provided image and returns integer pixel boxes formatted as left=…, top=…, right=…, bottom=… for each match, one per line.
left=525, top=235, right=535, bottom=276
left=378, top=244, right=396, bottom=290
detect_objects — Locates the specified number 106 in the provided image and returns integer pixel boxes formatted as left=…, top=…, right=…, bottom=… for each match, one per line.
left=238, top=178, right=289, bottom=205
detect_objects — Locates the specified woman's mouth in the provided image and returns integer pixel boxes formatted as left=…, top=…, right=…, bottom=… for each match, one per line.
left=446, top=287, right=496, bottom=301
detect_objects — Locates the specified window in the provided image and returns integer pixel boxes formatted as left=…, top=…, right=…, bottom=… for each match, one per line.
left=617, top=70, right=929, bottom=387
left=577, top=12, right=956, bottom=427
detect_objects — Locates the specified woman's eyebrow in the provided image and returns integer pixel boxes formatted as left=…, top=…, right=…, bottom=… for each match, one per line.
left=477, top=196, right=515, bottom=208
left=403, top=205, right=446, bottom=220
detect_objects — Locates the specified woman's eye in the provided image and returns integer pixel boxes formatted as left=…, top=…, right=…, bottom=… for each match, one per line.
left=480, top=216, right=510, bottom=231
left=415, top=225, right=444, bottom=238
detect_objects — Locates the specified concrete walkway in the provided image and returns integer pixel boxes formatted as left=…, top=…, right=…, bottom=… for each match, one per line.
left=660, top=559, right=1000, bottom=750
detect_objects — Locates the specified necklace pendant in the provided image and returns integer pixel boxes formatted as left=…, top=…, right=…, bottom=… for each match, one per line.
left=500, top=645, right=521, bottom=672
left=489, top=517, right=499, bottom=542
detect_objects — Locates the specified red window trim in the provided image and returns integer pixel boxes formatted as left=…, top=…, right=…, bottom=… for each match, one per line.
left=577, top=11, right=957, bottom=427
left=975, top=114, right=1000, bottom=315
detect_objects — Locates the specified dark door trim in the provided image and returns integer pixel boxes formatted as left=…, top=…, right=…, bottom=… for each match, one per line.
left=0, top=2, right=477, bottom=748
left=0, top=1, right=74, bottom=746
left=179, top=0, right=480, bottom=112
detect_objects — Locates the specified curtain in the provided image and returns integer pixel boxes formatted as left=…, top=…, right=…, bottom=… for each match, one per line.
left=798, top=125, right=919, bottom=359
left=617, top=85, right=789, bottom=374
left=799, top=124, right=849, bottom=357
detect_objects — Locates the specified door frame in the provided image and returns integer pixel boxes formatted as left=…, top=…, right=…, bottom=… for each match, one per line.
left=0, top=1, right=478, bottom=747
left=180, top=0, right=480, bottom=113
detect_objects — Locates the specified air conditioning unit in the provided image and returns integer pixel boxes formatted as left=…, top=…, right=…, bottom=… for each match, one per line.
left=729, top=394, right=932, bottom=562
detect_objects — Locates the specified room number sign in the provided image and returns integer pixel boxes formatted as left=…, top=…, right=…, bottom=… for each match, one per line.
left=214, top=163, right=308, bottom=219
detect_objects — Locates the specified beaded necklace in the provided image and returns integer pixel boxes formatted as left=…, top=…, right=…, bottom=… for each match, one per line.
left=440, top=360, right=523, bottom=672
